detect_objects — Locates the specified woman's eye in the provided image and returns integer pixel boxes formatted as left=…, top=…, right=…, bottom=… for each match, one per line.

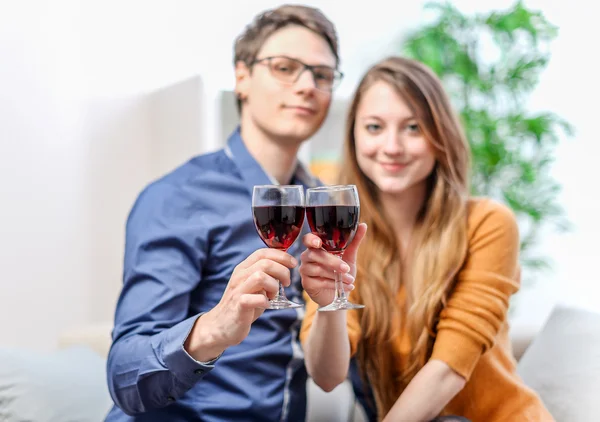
left=366, top=124, right=381, bottom=133
left=406, top=123, right=420, bottom=133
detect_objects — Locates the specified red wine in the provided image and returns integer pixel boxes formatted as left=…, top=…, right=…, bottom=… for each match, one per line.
left=306, top=205, right=359, bottom=253
left=253, top=206, right=305, bottom=250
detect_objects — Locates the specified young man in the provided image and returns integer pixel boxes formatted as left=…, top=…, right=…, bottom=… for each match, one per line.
left=105, top=5, right=342, bottom=422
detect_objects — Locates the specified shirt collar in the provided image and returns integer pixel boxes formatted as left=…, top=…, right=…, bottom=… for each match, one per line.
left=225, top=126, right=318, bottom=194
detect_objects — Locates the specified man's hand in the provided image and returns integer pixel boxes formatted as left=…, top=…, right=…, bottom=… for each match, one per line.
left=299, top=223, right=367, bottom=307
left=185, top=248, right=297, bottom=361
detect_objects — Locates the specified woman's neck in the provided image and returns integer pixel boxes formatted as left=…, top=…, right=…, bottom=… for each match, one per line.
left=379, top=182, right=428, bottom=256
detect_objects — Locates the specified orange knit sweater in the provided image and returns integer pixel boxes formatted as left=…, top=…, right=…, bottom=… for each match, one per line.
left=300, top=198, right=554, bottom=421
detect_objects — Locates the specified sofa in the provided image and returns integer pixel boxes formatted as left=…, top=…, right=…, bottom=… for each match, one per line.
left=1, top=305, right=598, bottom=421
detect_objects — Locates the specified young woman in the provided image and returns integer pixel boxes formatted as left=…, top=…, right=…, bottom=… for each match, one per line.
left=299, top=56, right=554, bottom=421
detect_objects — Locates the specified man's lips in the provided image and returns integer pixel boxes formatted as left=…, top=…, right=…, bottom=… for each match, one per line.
left=283, top=105, right=317, bottom=115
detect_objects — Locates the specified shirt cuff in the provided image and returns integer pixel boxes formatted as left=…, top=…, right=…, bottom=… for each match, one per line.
left=153, top=313, right=219, bottom=388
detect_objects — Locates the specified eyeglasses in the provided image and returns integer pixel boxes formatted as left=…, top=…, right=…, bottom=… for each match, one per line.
left=252, top=56, right=343, bottom=92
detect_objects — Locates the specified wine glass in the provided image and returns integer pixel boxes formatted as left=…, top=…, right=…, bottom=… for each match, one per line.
left=306, top=185, right=365, bottom=311
left=252, top=185, right=305, bottom=310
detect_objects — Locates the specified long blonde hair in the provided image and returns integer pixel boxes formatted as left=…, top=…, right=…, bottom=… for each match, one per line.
left=339, top=57, right=471, bottom=417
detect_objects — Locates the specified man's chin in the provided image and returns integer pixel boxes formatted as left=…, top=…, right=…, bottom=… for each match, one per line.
left=274, top=125, right=318, bottom=145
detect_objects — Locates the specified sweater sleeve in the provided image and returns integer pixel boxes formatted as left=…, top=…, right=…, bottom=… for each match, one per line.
left=430, top=199, right=521, bottom=380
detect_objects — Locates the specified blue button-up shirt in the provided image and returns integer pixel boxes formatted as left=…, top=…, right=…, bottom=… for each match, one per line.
left=105, top=128, right=318, bottom=422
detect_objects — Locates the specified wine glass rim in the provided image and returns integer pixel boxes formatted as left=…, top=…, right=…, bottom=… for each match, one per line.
left=307, top=184, right=357, bottom=192
left=253, top=184, right=304, bottom=189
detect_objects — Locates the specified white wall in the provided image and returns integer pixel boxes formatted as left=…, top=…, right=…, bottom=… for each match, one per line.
left=0, top=1, right=208, bottom=347
left=0, top=1, right=93, bottom=349
left=0, top=0, right=597, bottom=349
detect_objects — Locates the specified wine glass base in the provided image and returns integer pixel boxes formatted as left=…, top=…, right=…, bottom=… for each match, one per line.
left=267, top=298, right=303, bottom=310
left=318, top=299, right=365, bottom=312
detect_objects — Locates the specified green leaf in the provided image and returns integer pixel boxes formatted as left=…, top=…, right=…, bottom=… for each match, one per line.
left=520, top=256, right=553, bottom=272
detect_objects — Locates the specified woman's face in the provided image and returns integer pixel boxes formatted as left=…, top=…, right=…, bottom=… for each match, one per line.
left=354, top=80, right=436, bottom=196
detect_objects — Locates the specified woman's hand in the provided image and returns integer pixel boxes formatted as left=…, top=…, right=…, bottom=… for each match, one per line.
left=300, top=223, right=367, bottom=306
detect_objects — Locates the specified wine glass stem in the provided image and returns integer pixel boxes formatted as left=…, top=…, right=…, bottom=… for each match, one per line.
left=276, top=281, right=286, bottom=300
left=333, top=253, right=347, bottom=302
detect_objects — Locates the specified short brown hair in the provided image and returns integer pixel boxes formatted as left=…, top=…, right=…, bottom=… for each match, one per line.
left=233, top=5, right=339, bottom=112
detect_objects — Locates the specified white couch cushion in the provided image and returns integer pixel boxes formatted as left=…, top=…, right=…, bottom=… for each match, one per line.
left=0, top=345, right=112, bottom=422
left=517, top=305, right=600, bottom=422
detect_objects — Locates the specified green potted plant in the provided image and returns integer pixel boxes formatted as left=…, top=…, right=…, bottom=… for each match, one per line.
left=402, top=0, right=574, bottom=285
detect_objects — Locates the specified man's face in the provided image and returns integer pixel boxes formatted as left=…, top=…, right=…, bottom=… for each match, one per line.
left=236, top=25, right=337, bottom=146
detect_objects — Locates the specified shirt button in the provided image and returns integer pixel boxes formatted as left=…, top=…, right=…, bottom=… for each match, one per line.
left=194, top=369, right=204, bottom=375
left=167, top=396, right=175, bottom=402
